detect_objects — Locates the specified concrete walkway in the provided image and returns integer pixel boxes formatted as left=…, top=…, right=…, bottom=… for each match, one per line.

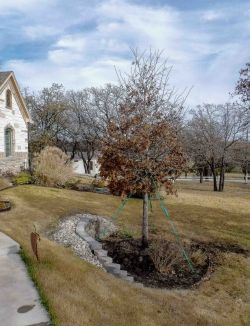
left=0, top=232, right=50, bottom=326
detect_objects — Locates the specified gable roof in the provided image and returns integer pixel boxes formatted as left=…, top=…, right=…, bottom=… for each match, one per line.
left=0, top=71, right=12, bottom=88
left=0, top=71, right=31, bottom=123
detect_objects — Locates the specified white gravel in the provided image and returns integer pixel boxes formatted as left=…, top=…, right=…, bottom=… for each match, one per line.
left=50, top=214, right=104, bottom=268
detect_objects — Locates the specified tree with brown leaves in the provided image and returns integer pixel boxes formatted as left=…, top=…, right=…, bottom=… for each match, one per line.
left=99, top=50, right=187, bottom=248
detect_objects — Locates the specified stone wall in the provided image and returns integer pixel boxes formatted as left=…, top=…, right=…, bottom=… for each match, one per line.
left=0, top=152, right=28, bottom=174
left=0, top=80, right=29, bottom=167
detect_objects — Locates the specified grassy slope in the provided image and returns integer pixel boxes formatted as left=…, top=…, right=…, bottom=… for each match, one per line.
left=0, top=177, right=11, bottom=190
left=0, top=182, right=249, bottom=326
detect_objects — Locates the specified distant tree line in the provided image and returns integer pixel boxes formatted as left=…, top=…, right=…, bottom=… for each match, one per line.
left=24, top=54, right=250, bottom=192
left=25, top=83, right=123, bottom=174
left=183, top=62, right=249, bottom=191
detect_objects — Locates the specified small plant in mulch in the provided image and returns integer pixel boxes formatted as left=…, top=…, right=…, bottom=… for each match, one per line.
left=0, top=200, right=11, bottom=212
left=117, top=228, right=134, bottom=239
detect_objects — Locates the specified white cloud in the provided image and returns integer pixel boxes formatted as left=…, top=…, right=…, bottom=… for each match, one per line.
left=5, top=56, right=130, bottom=91
left=23, top=25, right=60, bottom=40
left=56, top=34, right=86, bottom=51
left=47, top=49, right=82, bottom=65
left=201, top=10, right=225, bottom=22
left=2, top=0, right=250, bottom=106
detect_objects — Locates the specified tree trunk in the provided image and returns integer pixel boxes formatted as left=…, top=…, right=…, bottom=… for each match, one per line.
left=70, top=142, right=77, bottom=160
left=199, top=168, right=204, bottom=183
left=218, top=158, right=225, bottom=192
left=80, top=152, right=91, bottom=174
left=210, top=160, right=218, bottom=191
left=212, top=172, right=217, bottom=191
left=142, top=192, right=149, bottom=248
left=218, top=170, right=224, bottom=191
left=84, top=163, right=91, bottom=174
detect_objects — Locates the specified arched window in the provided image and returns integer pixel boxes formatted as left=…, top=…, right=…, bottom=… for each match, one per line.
left=6, top=89, right=12, bottom=108
left=4, top=127, right=14, bottom=157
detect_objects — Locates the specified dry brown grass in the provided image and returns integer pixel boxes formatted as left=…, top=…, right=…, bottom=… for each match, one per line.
left=0, top=182, right=249, bottom=325
left=0, top=177, right=11, bottom=190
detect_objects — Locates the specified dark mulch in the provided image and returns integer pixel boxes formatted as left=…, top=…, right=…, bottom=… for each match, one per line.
left=102, top=236, right=249, bottom=289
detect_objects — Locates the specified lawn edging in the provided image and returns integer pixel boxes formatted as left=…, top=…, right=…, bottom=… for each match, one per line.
left=76, top=218, right=144, bottom=288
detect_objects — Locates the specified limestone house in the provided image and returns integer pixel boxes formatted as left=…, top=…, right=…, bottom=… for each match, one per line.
left=0, top=71, right=31, bottom=173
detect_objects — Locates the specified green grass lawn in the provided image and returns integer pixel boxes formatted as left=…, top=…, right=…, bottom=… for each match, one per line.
left=0, top=182, right=249, bottom=325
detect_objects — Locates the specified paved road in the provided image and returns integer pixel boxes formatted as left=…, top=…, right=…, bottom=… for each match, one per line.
left=0, top=232, right=50, bottom=326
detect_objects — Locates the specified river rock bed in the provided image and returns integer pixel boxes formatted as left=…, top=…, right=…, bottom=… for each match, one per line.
left=49, top=214, right=109, bottom=268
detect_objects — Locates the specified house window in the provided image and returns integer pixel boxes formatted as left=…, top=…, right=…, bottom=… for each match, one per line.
left=6, top=89, right=12, bottom=108
left=4, top=127, right=14, bottom=157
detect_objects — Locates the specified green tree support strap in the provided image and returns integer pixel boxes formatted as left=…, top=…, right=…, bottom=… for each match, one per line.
left=112, top=195, right=131, bottom=221
left=156, top=191, right=194, bottom=272
left=99, top=194, right=131, bottom=239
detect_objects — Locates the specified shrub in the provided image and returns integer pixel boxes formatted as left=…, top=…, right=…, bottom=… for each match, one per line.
left=190, top=249, right=207, bottom=266
left=12, top=171, right=34, bottom=185
left=92, top=178, right=105, bottom=188
left=148, top=239, right=183, bottom=273
left=64, top=178, right=80, bottom=189
left=33, top=146, right=74, bottom=187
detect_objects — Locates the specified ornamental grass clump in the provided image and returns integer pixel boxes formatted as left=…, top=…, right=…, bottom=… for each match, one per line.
left=34, top=146, right=73, bottom=187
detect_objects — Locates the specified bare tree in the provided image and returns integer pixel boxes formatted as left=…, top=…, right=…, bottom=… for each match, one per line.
left=88, top=84, right=124, bottom=134
left=234, top=62, right=250, bottom=182
left=232, top=139, right=250, bottom=182
left=116, top=49, right=188, bottom=128
left=235, top=62, right=250, bottom=110
left=188, top=103, right=248, bottom=191
left=182, top=127, right=209, bottom=183
left=25, top=84, right=68, bottom=155
left=66, top=89, right=100, bottom=174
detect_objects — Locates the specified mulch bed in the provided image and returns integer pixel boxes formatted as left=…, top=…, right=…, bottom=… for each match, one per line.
left=102, top=236, right=249, bottom=289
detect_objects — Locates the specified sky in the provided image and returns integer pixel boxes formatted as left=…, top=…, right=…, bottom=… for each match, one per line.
left=0, top=0, right=249, bottom=106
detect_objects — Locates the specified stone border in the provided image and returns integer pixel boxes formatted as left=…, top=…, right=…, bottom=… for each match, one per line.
left=76, top=218, right=143, bottom=288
